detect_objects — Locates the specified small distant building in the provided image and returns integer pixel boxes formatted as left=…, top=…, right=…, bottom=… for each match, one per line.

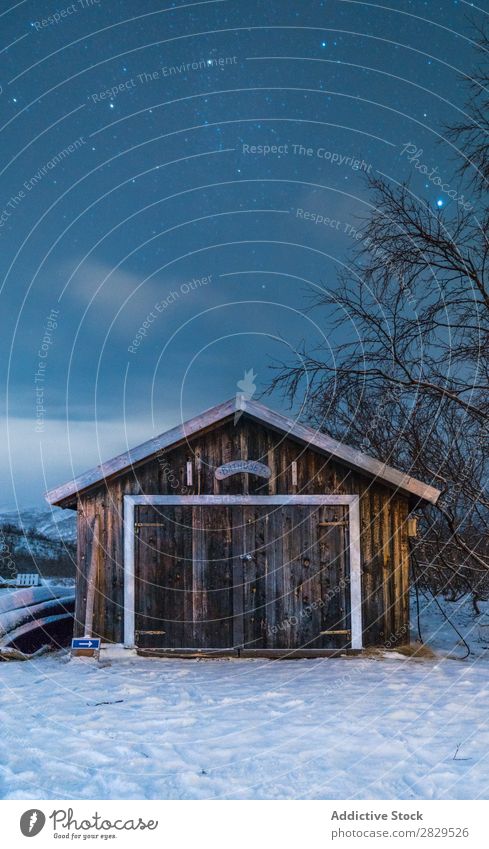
left=46, top=397, right=440, bottom=656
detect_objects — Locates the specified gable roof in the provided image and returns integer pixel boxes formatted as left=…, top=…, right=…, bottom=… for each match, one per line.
left=45, top=395, right=441, bottom=507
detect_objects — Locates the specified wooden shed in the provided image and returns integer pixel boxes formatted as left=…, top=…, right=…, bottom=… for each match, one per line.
left=46, top=396, right=440, bottom=656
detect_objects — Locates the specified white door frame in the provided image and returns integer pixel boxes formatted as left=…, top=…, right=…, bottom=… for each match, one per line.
left=123, top=494, right=363, bottom=650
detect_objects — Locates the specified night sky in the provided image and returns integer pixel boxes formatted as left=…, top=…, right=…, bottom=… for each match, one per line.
left=0, top=0, right=480, bottom=506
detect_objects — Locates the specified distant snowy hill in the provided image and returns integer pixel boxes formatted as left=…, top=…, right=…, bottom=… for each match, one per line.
left=0, top=506, right=76, bottom=578
left=0, top=506, right=76, bottom=543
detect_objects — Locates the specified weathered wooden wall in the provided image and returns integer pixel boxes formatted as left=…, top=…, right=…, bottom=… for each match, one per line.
left=73, top=414, right=411, bottom=647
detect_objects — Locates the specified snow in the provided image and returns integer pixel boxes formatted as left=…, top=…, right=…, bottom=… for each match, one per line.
left=1, top=593, right=488, bottom=800
left=0, top=647, right=488, bottom=800
left=0, top=586, right=74, bottom=616
left=412, top=592, right=489, bottom=658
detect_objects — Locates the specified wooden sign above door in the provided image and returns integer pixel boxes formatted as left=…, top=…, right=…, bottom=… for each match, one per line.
left=215, top=459, right=272, bottom=480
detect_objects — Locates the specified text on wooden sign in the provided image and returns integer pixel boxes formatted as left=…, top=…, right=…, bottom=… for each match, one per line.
left=215, top=460, right=272, bottom=480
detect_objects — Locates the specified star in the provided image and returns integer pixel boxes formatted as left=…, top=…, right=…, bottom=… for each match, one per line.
left=436, top=199, right=444, bottom=208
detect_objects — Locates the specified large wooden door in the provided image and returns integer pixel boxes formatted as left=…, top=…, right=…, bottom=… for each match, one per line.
left=240, top=505, right=350, bottom=651
left=135, top=505, right=238, bottom=649
left=134, top=503, right=351, bottom=653
left=135, top=504, right=193, bottom=648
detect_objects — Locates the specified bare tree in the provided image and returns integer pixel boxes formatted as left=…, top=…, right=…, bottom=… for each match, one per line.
left=270, top=29, right=489, bottom=602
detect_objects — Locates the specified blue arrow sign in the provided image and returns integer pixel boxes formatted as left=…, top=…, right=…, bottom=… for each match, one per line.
left=71, top=638, right=101, bottom=650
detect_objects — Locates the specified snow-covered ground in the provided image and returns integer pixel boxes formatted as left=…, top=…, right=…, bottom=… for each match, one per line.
left=0, top=594, right=488, bottom=801
left=1, top=651, right=488, bottom=800
left=413, top=592, right=489, bottom=658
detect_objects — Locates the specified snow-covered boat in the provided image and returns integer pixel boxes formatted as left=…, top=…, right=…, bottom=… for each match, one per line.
left=0, top=586, right=74, bottom=653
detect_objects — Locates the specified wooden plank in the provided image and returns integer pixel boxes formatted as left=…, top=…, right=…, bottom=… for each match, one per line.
left=296, top=506, right=315, bottom=649
left=239, top=430, right=249, bottom=496
left=202, top=506, right=234, bottom=648
left=282, top=505, right=297, bottom=648
left=231, top=506, right=244, bottom=648
left=318, top=506, right=349, bottom=649
left=137, top=647, right=362, bottom=658
left=74, top=505, right=90, bottom=638
left=303, top=507, right=323, bottom=647
left=370, top=491, right=384, bottom=644
left=360, top=487, right=374, bottom=646
left=242, top=505, right=261, bottom=649
left=111, top=480, right=125, bottom=644
left=192, top=505, right=205, bottom=648
left=84, top=514, right=99, bottom=636
left=381, top=495, right=393, bottom=641
left=181, top=506, right=194, bottom=647
left=138, top=648, right=236, bottom=657
left=399, top=500, right=410, bottom=641
left=160, top=506, right=180, bottom=648
left=266, top=507, right=283, bottom=649
left=267, top=446, right=277, bottom=495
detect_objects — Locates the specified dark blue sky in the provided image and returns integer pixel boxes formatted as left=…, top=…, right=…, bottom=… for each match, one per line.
left=0, top=0, right=481, bottom=506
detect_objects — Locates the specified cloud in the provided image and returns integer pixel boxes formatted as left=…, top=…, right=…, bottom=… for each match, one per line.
left=60, top=258, right=160, bottom=326
left=59, top=258, right=215, bottom=339
left=0, top=414, right=173, bottom=508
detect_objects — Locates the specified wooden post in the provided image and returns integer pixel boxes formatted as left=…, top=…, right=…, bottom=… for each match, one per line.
left=84, top=515, right=99, bottom=638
